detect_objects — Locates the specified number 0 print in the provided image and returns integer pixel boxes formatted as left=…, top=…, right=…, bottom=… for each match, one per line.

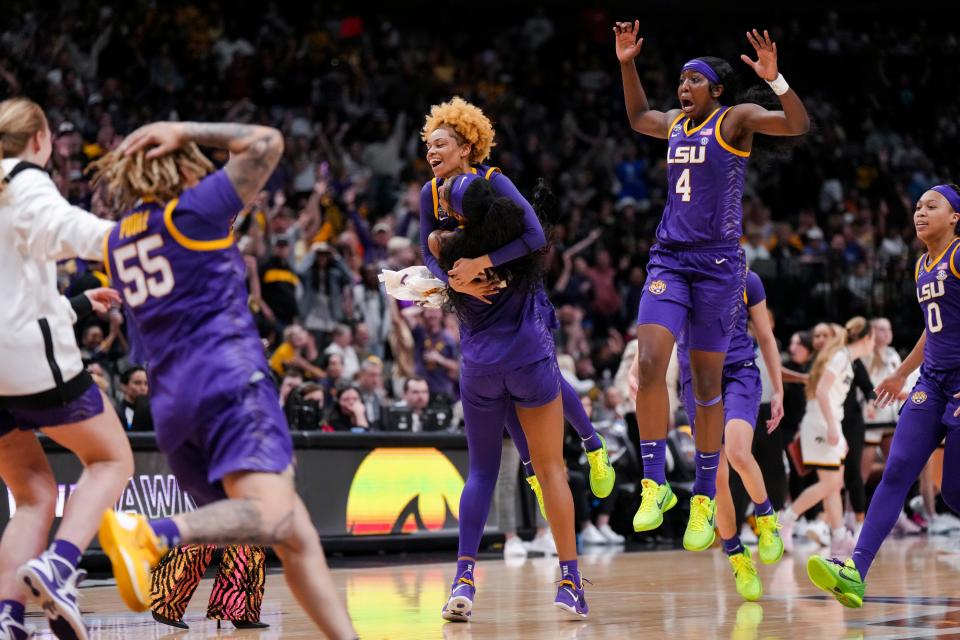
left=928, top=302, right=943, bottom=334
left=114, top=234, right=175, bottom=307
left=676, top=168, right=691, bottom=202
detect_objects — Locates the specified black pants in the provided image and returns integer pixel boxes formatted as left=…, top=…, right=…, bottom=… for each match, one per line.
left=842, top=413, right=867, bottom=514
left=729, top=403, right=787, bottom=531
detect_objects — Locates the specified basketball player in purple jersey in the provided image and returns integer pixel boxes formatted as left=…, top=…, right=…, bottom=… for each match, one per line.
left=90, top=122, right=356, bottom=639
left=419, top=101, right=614, bottom=517
left=434, top=174, right=588, bottom=620
left=808, top=184, right=960, bottom=608
left=614, top=22, right=809, bottom=550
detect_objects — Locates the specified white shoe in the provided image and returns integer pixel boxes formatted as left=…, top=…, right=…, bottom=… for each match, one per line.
left=739, top=523, right=758, bottom=545
left=581, top=523, right=608, bottom=546
left=894, top=511, right=923, bottom=536
left=937, top=512, right=960, bottom=531
left=597, top=524, right=625, bottom=544
left=503, top=536, right=528, bottom=558
left=805, top=519, right=831, bottom=547
left=778, top=511, right=795, bottom=554
left=829, top=530, right=855, bottom=557
left=0, top=602, right=34, bottom=639
left=929, top=514, right=960, bottom=535
left=843, top=511, right=857, bottom=530
left=525, top=532, right=558, bottom=556
left=909, top=495, right=927, bottom=517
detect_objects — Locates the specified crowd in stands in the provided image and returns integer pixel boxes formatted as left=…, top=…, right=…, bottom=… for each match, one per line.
left=3, top=2, right=959, bottom=543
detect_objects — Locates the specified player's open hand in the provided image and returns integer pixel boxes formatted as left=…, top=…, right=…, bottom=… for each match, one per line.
left=875, top=371, right=907, bottom=408
left=766, top=393, right=784, bottom=433
left=740, top=29, right=779, bottom=81
left=83, top=287, right=121, bottom=314
left=613, top=21, right=644, bottom=63
left=120, top=122, right=188, bottom=159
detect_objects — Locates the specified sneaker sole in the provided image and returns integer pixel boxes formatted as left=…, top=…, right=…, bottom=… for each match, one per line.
left=683, top=529, right=716, bottom=552
left=806, top=557, right=863, bottom=609
left=97, top=513, right=152, bottom=613
left=553, top=601, right=588, bottom=619
left=633, top=493, right=678, bottom=532
left=16, top=565, right=88, bottom=640
left=441, top=596, right=473, bottom=622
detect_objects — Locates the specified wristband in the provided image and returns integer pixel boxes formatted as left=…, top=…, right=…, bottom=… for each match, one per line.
left=766, top=73, right=789, bottom=96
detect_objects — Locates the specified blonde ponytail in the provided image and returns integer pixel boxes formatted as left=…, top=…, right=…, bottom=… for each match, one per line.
left=805, top=316, right=871, bottom=399
left=0, top=98, right=47, bottom=198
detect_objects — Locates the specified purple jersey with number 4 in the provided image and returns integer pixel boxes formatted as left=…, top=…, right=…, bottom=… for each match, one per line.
left=658, top=106, right=749, bottom=247
left=104, top=171, right=277, bottom=452
left=915, top=238, right=960, bottom=370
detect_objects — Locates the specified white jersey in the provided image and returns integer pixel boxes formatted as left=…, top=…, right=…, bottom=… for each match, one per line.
left=862, top=347, right=916, bottom=424
left=800, top=348, right=853, bottom=467
left=0, top=158, right=114, bottom=397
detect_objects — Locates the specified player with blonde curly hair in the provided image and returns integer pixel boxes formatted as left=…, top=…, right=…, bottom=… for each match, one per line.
left=420, top=97, right=615, bottom=623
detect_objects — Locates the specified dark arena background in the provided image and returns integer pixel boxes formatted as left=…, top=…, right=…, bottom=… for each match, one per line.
left=1, top=1, right=960, bottom=638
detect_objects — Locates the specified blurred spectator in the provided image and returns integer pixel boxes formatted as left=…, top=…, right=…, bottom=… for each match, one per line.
left=356, top=358, right=386, bottom=429
left=325, top=385, right=369, bottom=432
left=259, top=233, right=300, bottom=327
left=269, top=325, right=323, bottom=379
left=405, top=308, right=459, bottom=402
left=278, top=370, right=305, bottom=408
left=115, top=366, right=148, bottom=430
left=320, top=353, right=346, bottom=405
left=324, top=324, right=360, bottom=380
left=353, top=264, right=391, bottom=359
left=393, top=377, right=431, bottom=433
left=298, top=242, right=353, bottom=341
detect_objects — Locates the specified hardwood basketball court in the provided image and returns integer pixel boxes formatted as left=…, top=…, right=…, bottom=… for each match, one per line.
left=45, top=537, right=960, bottom=638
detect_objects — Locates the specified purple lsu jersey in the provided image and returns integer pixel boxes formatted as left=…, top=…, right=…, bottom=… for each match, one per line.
left=657, top=106, right=749, bottom=247
left=915, top=238, right=960, bottom=370
left=104, top=171, right=271, bottom=451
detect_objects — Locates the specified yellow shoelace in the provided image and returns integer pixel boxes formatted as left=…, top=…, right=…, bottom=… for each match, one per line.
left=639, top=482, right=659, bottom=512
left=729, top=553, right=755, bottom=578
left=688, top=498, right=713, bottom=532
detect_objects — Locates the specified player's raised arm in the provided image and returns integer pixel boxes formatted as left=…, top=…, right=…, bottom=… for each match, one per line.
left=731, top=29, right=810, bottom=137
left=614, top=20, right=680, bottom=139
left=120, top=122, right=284, bottom=204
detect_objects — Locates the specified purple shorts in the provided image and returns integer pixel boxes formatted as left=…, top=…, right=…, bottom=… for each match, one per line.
left=637, top=244, right=746, bottom=353
left=682, top=359, right=762, bottom=433
left=461, top=357, right=561, bottom=411
left=895, top=366, right=960, bottom=440
left=159, top=377, right=294, bottom=507
left=0, top=384, right=105, bottom=437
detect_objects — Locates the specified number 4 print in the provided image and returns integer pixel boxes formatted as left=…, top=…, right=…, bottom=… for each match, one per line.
left=114, top=234, right=175, bottom=307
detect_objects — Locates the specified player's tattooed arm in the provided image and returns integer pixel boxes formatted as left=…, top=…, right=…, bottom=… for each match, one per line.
left=175, top=498, right=295, bottom=546
left=180, top=123, right=285, bottom=205
left=119, top=121, right=283, bottom=206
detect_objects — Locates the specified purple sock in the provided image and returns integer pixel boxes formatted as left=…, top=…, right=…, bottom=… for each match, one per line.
left=455, top=558, right=475, bottom=581
left=692, top=449, right=720, bottom=499
left=559, top=559, right=581, bottom=588
left=755, top=499, right=774, bottom=517
left=521, top=459, right=535, bottom=478
left=50, top=539, right=82, bottom=569
left=560, top=379, right=603, bottom=451
left=640, top=439, right=667, bottom=484
left=149, top=518, right=182, bottom=548
left=0, top=600, right=25, bottom=625
left=722, top=536, right=745, bottom=556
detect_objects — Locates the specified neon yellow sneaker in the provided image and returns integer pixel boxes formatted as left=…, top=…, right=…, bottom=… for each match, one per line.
left=728, top=547, right=763, bottom=601
left=526, top=475, right=546, bottom=520
left=683, top=495, right=717, bottom=551
left=756, top=513, right=784, bottom=564
left=98, top=510, right=168, bottom=612
left=807, top=556, right=864, bottom=609
left=585, top=435, right=616, bottom=499
left=632, top=479, right=677, bottom=532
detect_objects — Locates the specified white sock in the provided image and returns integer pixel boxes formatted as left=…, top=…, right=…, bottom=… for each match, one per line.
left=832, top=527, right=848, bottom=541
left=782, top=508, right=798, bottom=523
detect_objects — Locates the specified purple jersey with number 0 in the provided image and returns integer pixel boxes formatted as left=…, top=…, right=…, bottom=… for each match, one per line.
left=915, top=238, right=960, bottom=370
left=657, top=106, right=749, bottom=247
left=104, top=171, right=271, bottom=451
